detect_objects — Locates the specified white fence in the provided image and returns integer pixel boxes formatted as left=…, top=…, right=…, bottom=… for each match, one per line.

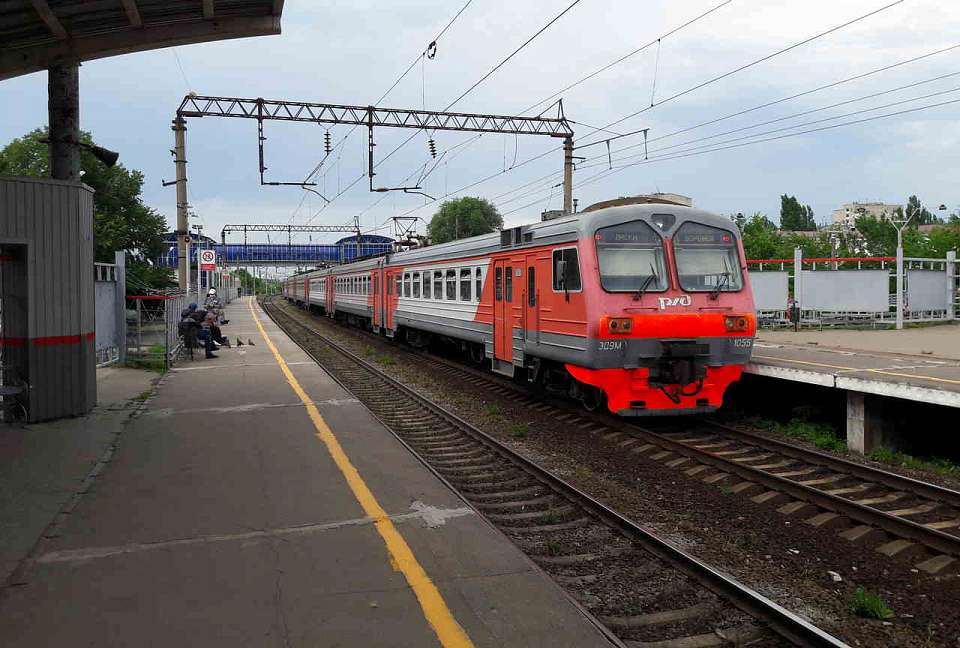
left=750, top=249, right=957, bottom=328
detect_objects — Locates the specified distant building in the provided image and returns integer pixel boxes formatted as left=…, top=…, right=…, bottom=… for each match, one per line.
left=830, top=201, right=901, bottom=231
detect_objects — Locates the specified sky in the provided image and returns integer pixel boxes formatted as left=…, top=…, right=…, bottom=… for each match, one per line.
left=2, top=0, right=959, bottom=248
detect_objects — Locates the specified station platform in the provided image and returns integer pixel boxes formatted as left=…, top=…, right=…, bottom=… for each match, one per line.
left=745, top=325, right=960, bottom=453
left=0, top=297, right=612, bottom=648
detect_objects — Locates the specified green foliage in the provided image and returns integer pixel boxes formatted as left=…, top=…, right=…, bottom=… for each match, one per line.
left=234, top=268, right=278, bottom=295
left=772, top=418, right=847, bottom=452
left=869, top=447, right=960, bottom=478
left=511, top=422, right=529, bottom=438
left=905, top=194, right=942, bottom=226
left=849, top=587, right=893, bottom=619
left=779, top=194, right=817, bottom=231
left=428, top=197, right=503, bottom=244
left=0, top=128, right=168, bottom=264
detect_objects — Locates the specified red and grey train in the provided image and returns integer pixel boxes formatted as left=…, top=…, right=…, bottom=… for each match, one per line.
left=283, top=199, right=756, bottom=415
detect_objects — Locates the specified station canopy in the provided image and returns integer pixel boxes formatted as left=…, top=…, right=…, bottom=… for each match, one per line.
left=0, top=0, right=284, bottom=81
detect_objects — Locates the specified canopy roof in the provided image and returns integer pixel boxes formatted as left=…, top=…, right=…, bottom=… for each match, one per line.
left=1, top=0, right=283, bottom=81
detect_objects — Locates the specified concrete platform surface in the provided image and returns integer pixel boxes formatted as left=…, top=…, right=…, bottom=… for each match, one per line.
left=0, top=297, right=612, bottom=648
left=747, top=326, right=960, bottom=408
left=0, top=366, right=158, bottom=585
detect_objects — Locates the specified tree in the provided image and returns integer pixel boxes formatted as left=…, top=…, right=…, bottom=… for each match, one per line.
left=779, top=194, right=817, bottom=231
left=0, top=128, right=169, bottom=287
left=903, top=194, right=942, bottom=226
left=428, top=197, right=503, bottom=244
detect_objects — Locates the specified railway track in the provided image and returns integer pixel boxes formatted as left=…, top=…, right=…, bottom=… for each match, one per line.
left=269, top=297, right=960, bottom=579
left=262, top=297, right=844, bottom=648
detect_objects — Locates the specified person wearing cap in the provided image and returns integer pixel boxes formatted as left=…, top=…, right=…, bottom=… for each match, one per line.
left=204, top=288, right=229, bottom=325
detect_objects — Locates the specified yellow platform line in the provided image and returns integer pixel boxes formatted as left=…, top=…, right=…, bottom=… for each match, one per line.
left=752, top=354, right=960, bottom=386
left=248, top=298, right=475, bottom=648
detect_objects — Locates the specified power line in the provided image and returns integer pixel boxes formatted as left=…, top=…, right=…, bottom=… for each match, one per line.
left=577, top=43, right=960, bottom=161
left=444, top=0, right=585, bottom=111
left=415, top=0, right=735, bottom=188
left=521, top=0, right=735, bottom=116
left=499, top=96, right=960, bottom=215
left=298, top=0, right=475, bottom=204
left=575, top=0, right=908, bottom=149
left=584, top=72, right=960, bottom=167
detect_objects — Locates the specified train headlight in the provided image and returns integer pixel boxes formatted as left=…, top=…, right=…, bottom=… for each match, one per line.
left=607, top=317, right=633, bottom=334
left=724, top=315, right=751, bottom=332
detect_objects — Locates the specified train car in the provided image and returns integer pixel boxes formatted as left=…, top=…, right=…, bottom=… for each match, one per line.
left=284, top=198, right=755, bottom=415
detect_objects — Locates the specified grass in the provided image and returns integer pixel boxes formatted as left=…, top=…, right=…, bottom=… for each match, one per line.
left=542, top=539, right=563, bottom=556
left=849, top=587, right=893, bottom=620
left=483, top=403, right=502, bottom=417
left=511, top=423, right=529, bottom=439
left=132, top=389, right=152, bottom=402
left=541, top=508, right=562, bottom=524
left=378, top=355, right=396, bottom=366
left=775, top=418, right=847, bottom=453
left=125, top=358, right=166, bottom=373
left=870, top=447, right=960, bottom=478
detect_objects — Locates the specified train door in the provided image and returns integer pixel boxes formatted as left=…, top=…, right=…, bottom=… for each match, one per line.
left=372, top=268, right=381, bottom=332
left=492, top=259, right=513, bottom=375
left=385, top=270, right=397, bottom=334
left=325, top=276, right=334, bottom=314
left=523, top=253, right=541, bottom=346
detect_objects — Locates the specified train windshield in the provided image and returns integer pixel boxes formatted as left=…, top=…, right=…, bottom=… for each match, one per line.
left=595, top=220, right=667, bottom=292
left=673, top=222, right=743, bottom=292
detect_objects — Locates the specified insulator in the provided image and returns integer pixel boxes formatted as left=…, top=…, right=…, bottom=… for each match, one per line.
left=324, top=131, right=332, bottom=154
left=428, top=137, right=437, bottom=159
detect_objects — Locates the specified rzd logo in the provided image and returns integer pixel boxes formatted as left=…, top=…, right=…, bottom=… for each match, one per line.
left=658, top=295, right=692, bottom=309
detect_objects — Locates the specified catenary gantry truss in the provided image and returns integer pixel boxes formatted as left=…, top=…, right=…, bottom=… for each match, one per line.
left=177, top=95, right=574, bottom=137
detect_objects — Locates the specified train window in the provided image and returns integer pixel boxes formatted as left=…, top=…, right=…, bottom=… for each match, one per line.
left=395, top=276, right=401, bottom=296
left=475, top=268, right=482, bottom=302
left=528, top=267, right=536, bottom=306
left=412, top=272, right=421, bottom=298
left=495, top=267, right=502, bottom=301
left=552, top=248, right=582, bottom=292
left=445, top=269, right=457, bottom=300
left=423, top=272, right=431, bottom=299
left=674, top=222, right=743, bottom=292
left=433, top=271, right=443, bottom=300
left=403, top=273, right=411, bottom=298
left=594, top=221, right=666, bottom=293
left=459, top=269, right=471, bottom=301
left=505, top=266, right=513, bottom=302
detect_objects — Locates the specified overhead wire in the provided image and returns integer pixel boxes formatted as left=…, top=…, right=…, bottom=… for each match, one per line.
left=575, top=0, right=908, bottom=149
left=407, top=37, right=960, bottom=221
left=498, top=96, right=960, bottom=216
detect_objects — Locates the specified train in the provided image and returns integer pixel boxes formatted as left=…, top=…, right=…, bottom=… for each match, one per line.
left=282, top=197, right=756, bottom=415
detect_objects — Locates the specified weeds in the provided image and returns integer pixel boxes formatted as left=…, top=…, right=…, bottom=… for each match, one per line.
left=542, top=508, right=561, bottom=524
left=542, top=539, right=563, bottom=556
left=378, top=355, right=396, bottom=366
left=512, top=423, right=529, bottom=439
left=870, top=447, right=960, bottom=478
left=483, top=403, right=502, bottom=417
left=769, top=418, right=846, bottom=453
left=849, top=587, right=893, bottom=619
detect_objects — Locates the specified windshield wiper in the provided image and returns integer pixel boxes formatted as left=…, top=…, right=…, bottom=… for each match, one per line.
left=710, top=256, right=732, bottom=300
left=633, top=263, right=659, bottom=302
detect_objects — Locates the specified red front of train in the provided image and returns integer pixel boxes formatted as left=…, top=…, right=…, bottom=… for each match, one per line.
left=541, top=206, right=756, bottom=415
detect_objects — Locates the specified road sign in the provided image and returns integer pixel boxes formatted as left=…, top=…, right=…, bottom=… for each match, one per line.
left=199, top=249, right=216, bottom=271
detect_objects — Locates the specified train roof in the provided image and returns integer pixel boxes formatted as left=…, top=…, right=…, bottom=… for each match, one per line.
left=295, top=204, right=738, bottom=278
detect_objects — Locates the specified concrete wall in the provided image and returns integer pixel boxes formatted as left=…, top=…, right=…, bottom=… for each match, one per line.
left=93, top=252, right=126, bottom=367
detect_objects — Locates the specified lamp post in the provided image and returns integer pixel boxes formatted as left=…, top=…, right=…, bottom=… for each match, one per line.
left=192, top=223, right=204, bottom=300
left=893, top=200, right=948, bottom=329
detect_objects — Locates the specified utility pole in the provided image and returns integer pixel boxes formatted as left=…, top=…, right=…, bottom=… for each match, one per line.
left=48, top=62, right=81, bottom=181
left=563, top=136, right=573, bottom=214
left=173, top=116, right=189, bottom=291
left=892, top=208, right=912, bottom=330
left=192, top=223, right=204, bottom=296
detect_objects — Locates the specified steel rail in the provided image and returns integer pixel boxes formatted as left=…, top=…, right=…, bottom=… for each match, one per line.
left=268, top=297, right=960, bottom=561
left=627, top=422, right=960, bottom=558
left=696, top=420, right=960, bottom=510
left=261, top=297, right=846, bottom=648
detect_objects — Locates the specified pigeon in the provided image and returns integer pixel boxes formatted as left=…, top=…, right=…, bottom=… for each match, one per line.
left=236, top=338, right=245, bottom=347
left=247, top=339, right=256, bottom=346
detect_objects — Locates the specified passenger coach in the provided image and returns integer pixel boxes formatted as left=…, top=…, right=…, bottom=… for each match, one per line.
left=283, top=198, right=756, bottom=415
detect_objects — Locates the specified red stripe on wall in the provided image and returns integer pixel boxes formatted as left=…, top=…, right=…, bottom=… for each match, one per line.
left=0, top=332, right=95, bottom=347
